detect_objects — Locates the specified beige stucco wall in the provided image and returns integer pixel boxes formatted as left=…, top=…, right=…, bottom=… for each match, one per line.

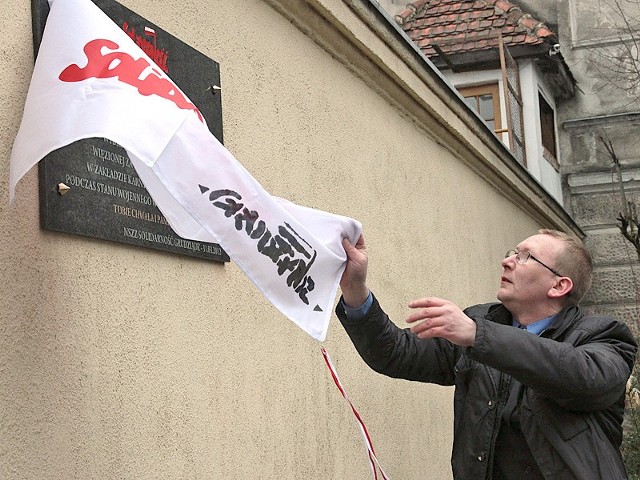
left=0, top=1, right=578, bottom=479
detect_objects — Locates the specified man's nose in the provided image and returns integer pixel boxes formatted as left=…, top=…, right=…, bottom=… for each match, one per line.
left=501, top=255, right=515, bottom=269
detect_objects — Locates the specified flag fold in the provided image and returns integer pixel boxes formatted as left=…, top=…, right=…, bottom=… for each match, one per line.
left=10, top=0, right=361, bottom=341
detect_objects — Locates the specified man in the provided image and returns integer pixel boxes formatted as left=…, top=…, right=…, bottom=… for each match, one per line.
left=336, top=229, right=637, bottom=479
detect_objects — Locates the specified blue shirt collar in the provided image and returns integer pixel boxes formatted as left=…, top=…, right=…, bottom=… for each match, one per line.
left=513, top=314, right=556, bottom=336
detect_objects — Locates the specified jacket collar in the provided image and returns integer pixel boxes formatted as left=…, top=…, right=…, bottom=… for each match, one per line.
left=485, top=303, right=582, bottom=338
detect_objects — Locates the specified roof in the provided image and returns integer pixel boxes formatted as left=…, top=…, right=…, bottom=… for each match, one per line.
left=393, top=0, right=576, bottom=98
left=395, top=0, right=557, bottom=58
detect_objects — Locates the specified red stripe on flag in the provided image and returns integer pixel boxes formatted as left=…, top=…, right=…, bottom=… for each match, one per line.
left=321, top=347, right=391, bottom=480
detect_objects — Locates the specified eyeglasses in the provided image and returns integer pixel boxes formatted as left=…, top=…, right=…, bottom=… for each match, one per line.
left=505, top=250, right=563, bottom=277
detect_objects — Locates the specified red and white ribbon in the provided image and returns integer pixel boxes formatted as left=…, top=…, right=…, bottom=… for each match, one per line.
left=321, top=347, right=391, bottom=480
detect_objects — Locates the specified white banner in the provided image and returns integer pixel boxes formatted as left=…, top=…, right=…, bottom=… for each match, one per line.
left=9, top=0, right=361, bottom=341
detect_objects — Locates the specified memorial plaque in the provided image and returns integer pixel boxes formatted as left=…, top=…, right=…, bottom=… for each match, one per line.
left=32, top=0, right=229, bottom=262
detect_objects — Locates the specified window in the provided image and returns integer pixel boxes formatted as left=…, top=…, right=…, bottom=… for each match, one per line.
left=539, top=93, right=557, bottom=163
left=458, top=83, right=504, bottom=135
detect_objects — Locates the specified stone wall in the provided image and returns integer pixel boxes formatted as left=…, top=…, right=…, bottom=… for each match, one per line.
left=555, top=0, right=640, bottom=330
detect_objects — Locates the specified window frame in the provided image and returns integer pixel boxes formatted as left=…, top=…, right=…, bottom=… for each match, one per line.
left=458, top=83, right=505, bottom=136
left=538, top=92, right=558, bottom=170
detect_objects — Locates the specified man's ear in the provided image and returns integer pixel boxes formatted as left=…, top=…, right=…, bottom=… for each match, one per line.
left=548, top=277, right=573, bottom=299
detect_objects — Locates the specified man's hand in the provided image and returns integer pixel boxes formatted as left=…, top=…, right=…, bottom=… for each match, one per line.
left=340, top=234, right=370, bottom=308
left=406, top=297, right=477, bottom=347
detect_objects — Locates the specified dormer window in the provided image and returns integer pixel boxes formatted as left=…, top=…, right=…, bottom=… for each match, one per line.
left=459, top=83, right=504, bottom=135
left=539, top=93, right=558, bottom=169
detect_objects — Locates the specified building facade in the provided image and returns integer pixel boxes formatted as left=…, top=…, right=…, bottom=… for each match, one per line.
left=379, top=0, right=640, bottom=334
left=497, top=0, right=640, bottom=330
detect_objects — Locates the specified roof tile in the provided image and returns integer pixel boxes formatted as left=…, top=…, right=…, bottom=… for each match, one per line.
left=396, top=0, right=557, bottom=56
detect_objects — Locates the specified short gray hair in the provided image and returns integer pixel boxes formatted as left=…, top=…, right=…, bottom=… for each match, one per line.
left=538, top=229, right=593, bottom=304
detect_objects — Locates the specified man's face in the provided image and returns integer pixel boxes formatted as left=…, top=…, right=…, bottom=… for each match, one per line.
left=497, top=234, right=564, bottom=312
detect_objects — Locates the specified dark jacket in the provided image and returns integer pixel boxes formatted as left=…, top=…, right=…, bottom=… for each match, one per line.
left=336, top=295, right=637, bottom=480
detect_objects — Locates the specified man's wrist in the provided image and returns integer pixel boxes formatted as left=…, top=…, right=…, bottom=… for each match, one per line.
left=341, top=291, right=373, bottom=320
left=341, top=283, right=370, bottom=309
